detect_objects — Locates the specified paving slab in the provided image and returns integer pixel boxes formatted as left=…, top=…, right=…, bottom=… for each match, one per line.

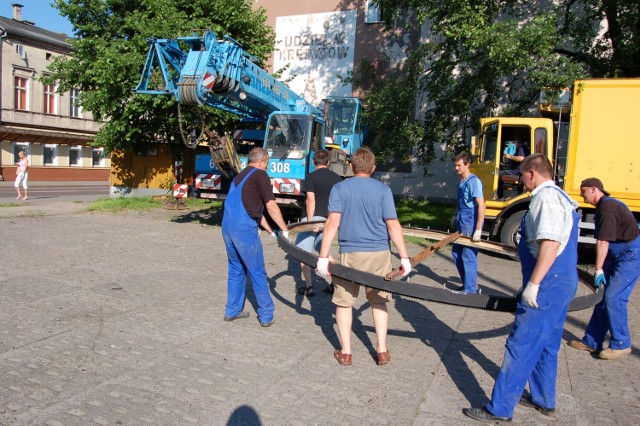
left=0, top=204, right=638, bottom=425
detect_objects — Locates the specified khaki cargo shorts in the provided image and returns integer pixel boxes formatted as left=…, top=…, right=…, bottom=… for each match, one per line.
left=332, top=250, right=392, bottom=307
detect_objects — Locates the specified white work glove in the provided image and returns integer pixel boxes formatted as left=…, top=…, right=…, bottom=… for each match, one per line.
left=270, top=231, right=278, bottom=241
left=594, top=269, right=607, bottom=288
left=281, top=230, right=289, bottom=241
left=472, top=229, right=482, bottom=242
left=316, top=257, right=330, bottom=277
left=399, top=258, right=412, bottom=278
left=521, top=281, right=539, bottom=308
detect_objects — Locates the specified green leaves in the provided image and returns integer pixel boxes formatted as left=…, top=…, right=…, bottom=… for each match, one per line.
left=360, top=0, right=636, bottom=172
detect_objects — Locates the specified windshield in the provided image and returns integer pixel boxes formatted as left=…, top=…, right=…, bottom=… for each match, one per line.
left=264, top=114, right=311, bottom=159
left=325, top=99, right=357, bottom=136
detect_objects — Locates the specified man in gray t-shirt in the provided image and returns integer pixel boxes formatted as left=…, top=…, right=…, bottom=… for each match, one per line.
left=316, top=147, right=411, bottom=366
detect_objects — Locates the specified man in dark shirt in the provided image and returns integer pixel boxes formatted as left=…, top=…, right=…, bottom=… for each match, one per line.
left=569, top=177, right=640, bottom=359
left=295, top=149, right=343, bottom=297
left=221, top=147, right=289, bottom=327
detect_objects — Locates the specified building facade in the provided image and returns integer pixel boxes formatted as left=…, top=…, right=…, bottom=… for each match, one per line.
left=0, top=3, right=108, bottom=183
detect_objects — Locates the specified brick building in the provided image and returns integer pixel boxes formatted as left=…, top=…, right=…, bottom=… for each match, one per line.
left=0, top=3, right=108, bottom=183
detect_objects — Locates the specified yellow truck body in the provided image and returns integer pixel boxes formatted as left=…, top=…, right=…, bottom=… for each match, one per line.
left=470, top=78, right=640, bottom=247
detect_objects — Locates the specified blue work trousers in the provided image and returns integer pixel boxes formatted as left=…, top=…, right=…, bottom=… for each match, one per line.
left=488, top=288, right=572, bottom=417
left=488, top=191, right=578, bottom=418
left=453, top=207, right=478, bottom=294
left=582, top=238, right=640, bottom=350
left=222, top=224, right=275, bottom=323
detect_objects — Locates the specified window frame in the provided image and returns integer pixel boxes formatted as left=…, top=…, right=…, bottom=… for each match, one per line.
left=14, top=76, right=29, bottom=111
left=365, top=1, right=383, bottom=23
left=69, top=145, right=82, bottom=167
left=13, top=142, right=30, bottom=163
left=43, top=82, right=58, bottom=115
left=43, top=144, right=58, bottom=166
left=92, top=148, right=105, bottom=167
left=70, top=88, right=82, bottom=118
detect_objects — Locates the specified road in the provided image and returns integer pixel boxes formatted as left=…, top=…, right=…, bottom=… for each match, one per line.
left=0, top=203, right=638, bottom=425
left=0, top=182, right=109, bottom=204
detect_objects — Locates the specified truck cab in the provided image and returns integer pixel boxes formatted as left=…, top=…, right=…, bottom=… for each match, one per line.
left=470, top=117, right=555, bottom=246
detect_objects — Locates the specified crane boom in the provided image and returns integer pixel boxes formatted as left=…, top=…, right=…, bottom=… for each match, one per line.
left=135, top=30, right=323, bottom=122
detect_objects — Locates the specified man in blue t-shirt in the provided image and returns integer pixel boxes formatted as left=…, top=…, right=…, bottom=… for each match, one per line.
left=452, top=152, right=485, bottom=294
left=500, top=136, right=527, bottom=176
left=316, top=147, right=411, bottom=366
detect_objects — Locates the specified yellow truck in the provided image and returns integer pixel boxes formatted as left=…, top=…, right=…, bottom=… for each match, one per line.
left=470, top=78, right=640, bottom=247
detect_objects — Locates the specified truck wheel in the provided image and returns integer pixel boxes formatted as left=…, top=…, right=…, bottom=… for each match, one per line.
left=500, top=211, right=525, bottom=248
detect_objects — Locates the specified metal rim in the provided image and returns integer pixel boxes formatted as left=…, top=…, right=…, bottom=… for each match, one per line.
left=277, top=221, right=603, bottom=313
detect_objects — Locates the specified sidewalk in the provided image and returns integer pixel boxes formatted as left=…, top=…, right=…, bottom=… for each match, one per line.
left=0, top=180, right=108, bottom=188
left=0, top=204, right=638, bottom=425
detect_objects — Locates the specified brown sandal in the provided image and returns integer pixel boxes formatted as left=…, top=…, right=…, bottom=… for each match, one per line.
left=377, top=351, right=391, bottom=365
left=334, top=349, right=352, bottom=366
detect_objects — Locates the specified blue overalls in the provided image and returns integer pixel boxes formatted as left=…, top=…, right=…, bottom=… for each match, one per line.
left=487, top=187, right=578, bottom=418
left=581, top=198, right=640, bottom=351
left=222, top=168, right=275, bottom=323
left=452, top=175, right=480, bottom=294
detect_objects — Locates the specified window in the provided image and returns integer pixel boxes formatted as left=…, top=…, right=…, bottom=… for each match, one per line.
left=69, top=146, right=81, bottom=166
left=44, top=144, right=58, bottom=165
left=70, top=88, right=82, bottom=118
left=13, top=143, right=29, bottom=163
left=14, top=77, right=29, bottom=110
left=92, top=148, right=105, bottom=167
left=482, top=124, right=499, bottom=162
left=365, top=1, right=383, bottom=23
left=44, top=83, right=57, bottom=114
left=533, top=128, right=547, bottom=154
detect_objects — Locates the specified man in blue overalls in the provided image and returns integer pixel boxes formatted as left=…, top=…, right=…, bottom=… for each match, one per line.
left=569, top=177, right=640, bottom=360
left=222, top=147, right=289, bottom=327
left=452, top=152, right=485, bottom=294
left=465, top=154, right=579, bottom=423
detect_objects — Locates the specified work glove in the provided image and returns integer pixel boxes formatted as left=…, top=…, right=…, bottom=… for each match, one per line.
left=595, top=269, right=607, bottom=288
left=521, top=281, right=539, bottom=308
left=316, top=257, right=330, bottom=277
left=281, top=230, right=289, bottom=241
left=270, top=231, right=278, bottom=241
left=399, top=258, right=412, bottom=278
left=472, top=229, right=482, bottom=242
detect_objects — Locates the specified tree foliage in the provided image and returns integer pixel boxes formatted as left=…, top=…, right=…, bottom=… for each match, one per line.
left=360, top=0, right=638, bottom=168
left=46, top=0, right=274, bottom=154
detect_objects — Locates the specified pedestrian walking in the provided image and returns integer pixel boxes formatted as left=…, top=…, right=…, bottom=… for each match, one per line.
left=464, top=154, right=579, bottom=423
left=568, top=177, right=640, bottom=360
left=316, top=147, right=411, bottom=366
left=221, top=147, right=289, bottom=327
left=15, top=150, right=29, bottom=200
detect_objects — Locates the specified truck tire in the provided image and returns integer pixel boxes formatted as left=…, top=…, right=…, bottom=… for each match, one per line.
left=500, top=211, right=526, bottom=248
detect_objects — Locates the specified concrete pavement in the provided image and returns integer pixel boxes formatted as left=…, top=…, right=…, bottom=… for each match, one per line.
left=0, top=203, right=638, bottom=425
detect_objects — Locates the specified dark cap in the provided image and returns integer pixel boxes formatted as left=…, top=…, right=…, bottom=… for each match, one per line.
left=580, top=177, right=610, bottom=196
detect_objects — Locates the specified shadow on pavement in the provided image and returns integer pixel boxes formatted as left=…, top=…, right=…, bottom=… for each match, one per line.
left=394, top=296, right=513, bottom=407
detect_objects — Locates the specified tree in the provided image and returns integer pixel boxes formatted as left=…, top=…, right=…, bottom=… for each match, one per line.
left=45, top=0, right=274, bottom=154
left=358, top=0, right=638, bottom=168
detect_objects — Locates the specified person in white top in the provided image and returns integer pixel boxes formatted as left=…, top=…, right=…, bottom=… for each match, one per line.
left=15, top=150, right=29, bottom=200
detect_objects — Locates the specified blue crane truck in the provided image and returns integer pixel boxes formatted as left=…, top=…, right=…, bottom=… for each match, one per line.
left=135, top=31, right=365, bottom=214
